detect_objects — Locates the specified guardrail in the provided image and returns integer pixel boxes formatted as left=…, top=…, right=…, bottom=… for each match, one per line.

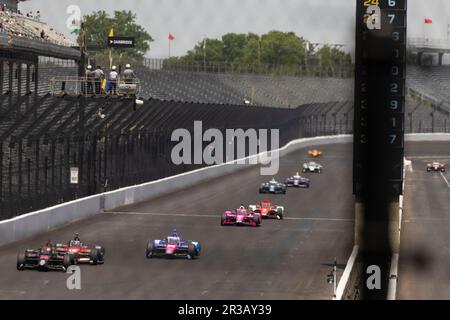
left=50, top=76, right=140, bottom=97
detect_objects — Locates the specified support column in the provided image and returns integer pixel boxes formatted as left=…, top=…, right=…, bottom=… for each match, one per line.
left=8, top=61, right=13, bottom=105
left=25, top=64, right=30, bottom=112
left=0, top=60, right=3, bottom=95
left=17, top=62, right=21, bottom=99
left=417, top=52, right=423, bottom=65
left=355, top=200, right=400, bottom=253
left=438, top=52, right=444, bottom=66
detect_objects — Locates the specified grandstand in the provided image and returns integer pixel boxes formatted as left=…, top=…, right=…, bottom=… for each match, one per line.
left=0, top=7, right=75, bottom=46
left=136, top=68, right=354, bottom=107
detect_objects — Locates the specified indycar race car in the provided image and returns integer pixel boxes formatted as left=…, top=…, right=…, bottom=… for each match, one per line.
left=302, top=161, right=323, bottom=174
left=221, top=206, right=262, bottom=227
left=249, top=198, right=284, bottom=220
left=285, top=172, right=310, bottom=188
left=259, top=178, right=287, bottom=194
left=17, top=242, right=71, bottom=271
left=53, top=234, right=105, bottom=265
left=426, top=161, right=446, bottom=172
left=308, top=149, right=322, bottom=158
left=146, top=229, right=201, bottom=260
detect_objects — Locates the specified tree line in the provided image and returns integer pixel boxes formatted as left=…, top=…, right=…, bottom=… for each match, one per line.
left=79, top=11, right=352, bottom=76
left=167, top=31, right=352, bottom=71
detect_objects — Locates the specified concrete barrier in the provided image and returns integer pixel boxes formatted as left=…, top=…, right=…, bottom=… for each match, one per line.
left=0, top=194, right=102, bottom=246
left=335, top=245, right=359, bottom=300
left=103, top=135, right=353, bottom=211
left=405, top=133, right=450, bottom=142
left=0, top=135, right=351, bottom=247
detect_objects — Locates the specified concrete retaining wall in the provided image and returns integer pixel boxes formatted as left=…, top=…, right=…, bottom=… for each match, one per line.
left=103, top=135, right=353, bottom=211
left=0, top=135, right=351, bottom=247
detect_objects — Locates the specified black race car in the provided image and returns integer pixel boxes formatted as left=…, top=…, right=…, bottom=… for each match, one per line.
left=17, top=243, right=71, bottom=271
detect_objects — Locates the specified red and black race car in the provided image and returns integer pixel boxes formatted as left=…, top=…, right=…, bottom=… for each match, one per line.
left=53, top=234, right=105, bottom=265
left=249, top=198, right=285, bottom=220
left=17, top=242, right=71, bottom=271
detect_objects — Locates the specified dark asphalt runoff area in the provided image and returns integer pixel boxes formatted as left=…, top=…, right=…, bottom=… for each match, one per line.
left=398, top=141, right=450, bottom=300
left=0, top=144, right=354, bottom=300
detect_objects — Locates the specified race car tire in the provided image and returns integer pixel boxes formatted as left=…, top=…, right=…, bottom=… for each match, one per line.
left=188, top=243, right=198, bottom=259
left=442, top=169, right=446, bottom=172
left=146, top=241, right=154, bottom=258
left=90, top=248, right=99, bottom=265
left=282, top=189, right=286, bottom=194
left=96, top=245, right=105, bottom=257
left=17, top=252, right=25, bottom=271
left=427, top=168, right=431, bottom=172
left=63, top=254, right=73, bottom=269
left=98, top=246, right=105, bottom=262
left=318, top=169, right=322, bottom=174
left=221, top=213, right=228, bottom=226
left=253, top=215, right=261, bottom=226
left=302, top=169, right=306, bottom=173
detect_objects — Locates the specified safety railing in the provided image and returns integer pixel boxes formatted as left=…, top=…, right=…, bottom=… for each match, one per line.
left=50, top=76, right=140, bottom=97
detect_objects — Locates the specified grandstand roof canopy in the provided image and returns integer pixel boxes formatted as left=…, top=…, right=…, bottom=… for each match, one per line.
left=408, top=38, right=450, bottom=54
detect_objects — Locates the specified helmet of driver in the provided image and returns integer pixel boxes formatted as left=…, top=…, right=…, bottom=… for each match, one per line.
left=125, top=64, right=131, bottom=69
left=87, top=65, right=92, bottom=70
left=112, top=65, right=117, bottom=71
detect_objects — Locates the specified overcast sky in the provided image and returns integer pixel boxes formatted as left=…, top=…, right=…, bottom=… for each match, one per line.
left=19, top=0, right=450, bottom=59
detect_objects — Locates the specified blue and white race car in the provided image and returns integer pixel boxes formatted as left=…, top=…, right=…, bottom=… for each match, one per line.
left=285, top=172, right=310, bottom=188
left=259, top=178, right=287, bottom=194
left=146, top=229, right=201, bottom=260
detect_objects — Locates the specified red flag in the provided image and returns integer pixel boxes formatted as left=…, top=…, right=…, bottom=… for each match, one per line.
left=424, top=18, right=433, bottom=24
left=168, top=33, right=175, bottom=41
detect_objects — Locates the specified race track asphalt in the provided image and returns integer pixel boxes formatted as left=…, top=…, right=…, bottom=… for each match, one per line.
left=398, top=141, right=450, bottom=300
left=0, top=143, right=354, bottom=300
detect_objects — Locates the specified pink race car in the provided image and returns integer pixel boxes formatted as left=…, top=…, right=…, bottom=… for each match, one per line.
left=221, top=206, right=262, bottom=227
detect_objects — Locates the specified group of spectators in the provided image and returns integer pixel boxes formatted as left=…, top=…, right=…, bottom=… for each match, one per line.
left=85, top=64, right=136, bottom=96
left=0, top=6, right=73, bottom=46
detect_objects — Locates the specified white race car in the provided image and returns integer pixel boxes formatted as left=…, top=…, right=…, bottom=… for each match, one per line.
left=302, top=161, right=323, bottom=174
left=426, top=161, right=446, bottom=172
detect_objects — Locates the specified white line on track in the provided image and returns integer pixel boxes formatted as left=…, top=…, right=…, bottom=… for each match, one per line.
left=440, top=172, right=450, bottom=189
left=109, top=211, right=353, bottom=222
